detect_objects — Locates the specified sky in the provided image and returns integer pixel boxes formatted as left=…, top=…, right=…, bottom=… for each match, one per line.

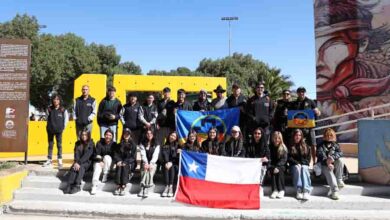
left=0, top=0, right=317, bottom=98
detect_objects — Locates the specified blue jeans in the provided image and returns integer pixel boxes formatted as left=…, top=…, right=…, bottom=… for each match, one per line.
left=291, top=164, right=312, bottom=192
left=100, top=125, right=117, bottom=142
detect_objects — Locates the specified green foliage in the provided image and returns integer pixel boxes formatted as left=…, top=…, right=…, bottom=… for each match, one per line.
left=147, top=67, right=208, bottom=77
left=0, top=161, right=17, bottom=171
left=114, top=61, right=142, bottom=75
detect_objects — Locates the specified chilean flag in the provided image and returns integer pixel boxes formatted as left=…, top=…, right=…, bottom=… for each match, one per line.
left=175, top=150, right=262, bottom=209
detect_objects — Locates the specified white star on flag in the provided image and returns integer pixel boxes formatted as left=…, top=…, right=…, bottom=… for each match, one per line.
left=188, top=161, right=199, bottom=173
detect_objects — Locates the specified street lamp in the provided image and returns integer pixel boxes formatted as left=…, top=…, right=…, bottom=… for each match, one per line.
left=221, top=16, right=239, bottom=56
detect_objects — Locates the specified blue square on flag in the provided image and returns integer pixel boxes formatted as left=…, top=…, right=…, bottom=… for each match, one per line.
left=180, top=150, right=207, bottom=180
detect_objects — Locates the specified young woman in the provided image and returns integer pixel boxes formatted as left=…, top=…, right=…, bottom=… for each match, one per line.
left=159, top=131, right=179, bottom=197
left=182, top=130, right=202, bottom=153
left=269, top=131, right=288, bottom=199
left=64, top=130, right=94, bottom=194
left=246, top=127, right=270, bottom=184
left=43, top=94, right=69, bottom=169
left=288, top=129, right=312, bottom=201
left=223, top=126, right=245, bottom=157
left=113, top=128, right=137, bottom=196
left=317, top=128, right=344, bottom=200
left=201, top=127, right=224, bottom=155
left=91, top=129, right=114, bottom=195
left=139, top=129, right=160, bottom=198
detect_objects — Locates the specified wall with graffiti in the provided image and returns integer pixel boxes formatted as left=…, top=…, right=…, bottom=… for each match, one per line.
left=358, top=120, right=390, bottom=185
left=314, top=0, right=390, bottom=142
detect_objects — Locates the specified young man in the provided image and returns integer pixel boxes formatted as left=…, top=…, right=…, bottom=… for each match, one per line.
left=273, top=89, right=292, bottom=146
left=290, top=87, right=321, bottom=162
left=246, top=82, right=273, bottom=143
left=74, top=85, right=96, bottom=137
left=174, top=89, right=193, bottom=111
left=211, top=85, right=228, bottom=110
left=138, top=93, right=158, bottom=135
left=97, top=86, right=122, bottom=142
left=193, top=89, right=211, bottom=111
left=156, top=87, right=176, bottom=145
left=120, top=93, right=141, bottom=145
left=43, top=94, right=69, bottom=169
left=226, top=84, right=247, bottom=136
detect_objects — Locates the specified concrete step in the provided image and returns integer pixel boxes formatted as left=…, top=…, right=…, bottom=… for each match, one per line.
left=20, top=174, right=390, bottom=197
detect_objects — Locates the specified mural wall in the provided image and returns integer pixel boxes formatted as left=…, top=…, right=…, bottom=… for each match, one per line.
left=315, top=0, right=390, bottom=142
left=358, top=120, right=390, bottom=185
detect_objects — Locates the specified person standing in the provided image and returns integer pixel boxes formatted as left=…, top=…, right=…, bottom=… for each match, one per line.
left=138, top=93, right=158, bottom=135
left=175, top=89, right=193, bottom=111
left=246, top=82, right=273, bottom=143
left=211, top=85, right=228, bottom=110
left=156, top=87, right=176, bottom=145
left=226, top=84, right=247, bottom=138
left=64, top=130, right=94, bottom=194
left=290, top=87, right=321, bottom=162
left=273, top=89, right=291, bottom=146
left=97, top=86, right=122, bottom=142
left=74, top=85, right=97, bottom=137
left=120, top=93, right=141, bottom=144
left=43, top=94, right=69, bottom=169
left=193, top=89, right=211, bottom=111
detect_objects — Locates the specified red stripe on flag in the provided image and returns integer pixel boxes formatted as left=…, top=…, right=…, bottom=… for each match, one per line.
left=175, top=176, right=260, bottom=209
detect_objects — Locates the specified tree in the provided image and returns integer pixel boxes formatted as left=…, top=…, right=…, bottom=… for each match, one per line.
left=197, top=53, right=293, bottom=100
left=114, top=61, right=142, bottom=74
left=0, top=14, right=40, bottom=41
left=147, top=67, right=207, bottom=77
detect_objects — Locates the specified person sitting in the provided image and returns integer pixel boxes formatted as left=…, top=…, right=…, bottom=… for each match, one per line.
left=91, top=129, right=114, bottom=195
left=159, top=131, right=180, bottom=197
left=64, top=130, right=94, bottom=194
left=223, top=126, right=245, bottom=157
left=138, top=129, right=160, bottom=198
left=112, top=128, right=137, bottom=196
left=182, top=130, right=202, bottom=152
left=288, top=129, right=312, bottom=201
left=246, top=127, right=270, bottom=184
left=317, top=128, right=345, bottom=200
left=269, top=131, right=288, bottom=199
left=201, top=127, right=224, bottom=155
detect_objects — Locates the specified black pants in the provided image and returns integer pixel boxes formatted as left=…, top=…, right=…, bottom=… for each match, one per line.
left=68, top=164, right=89, bottom=186
left=115, top=165, right=131, bottom=185
left=271, top=168, right=285, bottom=192
left=47, top=132, right=63, bottom=160
left=163, top=164, right=178, bottom=185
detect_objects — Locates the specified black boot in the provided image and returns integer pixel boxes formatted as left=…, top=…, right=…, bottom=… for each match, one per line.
left=70, top=185, right=81, bottom=194
left=63, top=184, right=71, bottom=194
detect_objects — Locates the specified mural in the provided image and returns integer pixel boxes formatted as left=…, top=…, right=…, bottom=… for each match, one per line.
left=358, top=120, right=390, bottom=185
left=315, top=0, right=390, bottom=142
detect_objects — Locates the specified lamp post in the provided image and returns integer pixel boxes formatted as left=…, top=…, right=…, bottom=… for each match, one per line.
left=221, top=16, right=239, bottom=56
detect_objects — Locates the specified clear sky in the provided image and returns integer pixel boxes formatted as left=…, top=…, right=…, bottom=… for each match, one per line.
left=1, top=0, right=317, bottom=98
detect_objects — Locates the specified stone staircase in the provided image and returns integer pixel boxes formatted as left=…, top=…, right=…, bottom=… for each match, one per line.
left=3, top=166, right=390, bottom=220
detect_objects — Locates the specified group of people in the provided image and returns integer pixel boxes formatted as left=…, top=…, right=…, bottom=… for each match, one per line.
left=42, top=82, right=345, bottom=200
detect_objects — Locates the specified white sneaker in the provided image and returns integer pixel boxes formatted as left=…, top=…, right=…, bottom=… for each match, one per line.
left=270, top=191, right=278, bottom=199
left=296, top=191, right=303, bottom=200
left=302, top=192, right=310, bottom=201
left=91, top=185, right=98, bottom=195
left=277, top=190, right=285, bottom=199
left=331, top=191, right=339, bottom=200
left=58, top=159, right=63, bottom=169
left=102, top=174, right=108, bottom=183
left=42, top=160, right=52, bottom=167
left=260, top=188, right=264, bottom=197
left=337, top=179, right=345, bottom=188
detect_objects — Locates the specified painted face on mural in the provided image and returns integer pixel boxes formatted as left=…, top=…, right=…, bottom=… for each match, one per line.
left=316, top=31, right=359, bottom=93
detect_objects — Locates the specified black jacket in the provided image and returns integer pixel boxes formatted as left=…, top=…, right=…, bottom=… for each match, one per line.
left=74, top=96, right=96, bottom=126
left=317, top=141, right=343, bottom=166
left=93, top=140, right=114, bottom=162
left=159, top=143, right=179, bottom=166
left=47, top=106, right=67, bottom=134
left=246, top=138, right=270, bottom=166
left=122, top=102, right=141, bottom=131
left=157, top=99, right=176, bottom=127
left=223, top=138, right=246, bottom=157
left=246, top=95, right=273, bottom=128
left=113, top=140, right=137, bottom=170
left=269, top=144, right=288, bottom=171
left=273, top=99, right=291, bottom=132
left=201, top=139, right=224, bottom=155
left=288, top=144, right=311, bottom=166
left=193, top=100, right=212, bottom=111
left=182, top=142, right=202, bottom=153
left=73, top=140, right=94, bottom=167
left=97, top=97, right=122, bottom=126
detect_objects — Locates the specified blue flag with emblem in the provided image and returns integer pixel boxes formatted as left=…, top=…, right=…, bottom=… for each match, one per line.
left=287, top=109, right=316, bottom=128
left=176, top=107, right=240, bottom=144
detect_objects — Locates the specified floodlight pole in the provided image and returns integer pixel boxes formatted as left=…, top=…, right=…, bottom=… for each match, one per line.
left=221, top=17, right=239, bottom=56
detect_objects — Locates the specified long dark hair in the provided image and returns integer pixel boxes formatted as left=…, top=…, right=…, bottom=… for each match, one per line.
left=76, top=130, right=91, bottom=151
left=206, top=127, right=218, bottom=142
left=141, top=129, right=158, bottom=147
left=163, top=131, right=178, bottom=147
left=290, top=129, right=309, bottom=156
left=185, top=130, right=201, bottom=150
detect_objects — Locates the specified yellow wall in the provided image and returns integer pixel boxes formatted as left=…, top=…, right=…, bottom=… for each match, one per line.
left=0, top=74, right=226, bottom=159
left=0, top=169, right=28, bottom=204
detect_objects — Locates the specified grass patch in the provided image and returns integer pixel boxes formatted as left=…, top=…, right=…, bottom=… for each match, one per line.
left=0, top=161, right=17, bottom=171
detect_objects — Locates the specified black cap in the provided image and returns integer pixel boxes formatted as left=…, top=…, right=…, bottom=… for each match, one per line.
left=107, top=86, right=116, bottom=92
left=163, top=87, right=171, bottom=93
left=282, top=89, right=291, bottom=94
left=123, top=128, right=131, bottom=135
left=297, top=87, right=306, bottom=93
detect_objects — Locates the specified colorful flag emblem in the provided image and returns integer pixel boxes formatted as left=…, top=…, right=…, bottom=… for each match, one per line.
left=287, top=109, right=316, bottom=128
